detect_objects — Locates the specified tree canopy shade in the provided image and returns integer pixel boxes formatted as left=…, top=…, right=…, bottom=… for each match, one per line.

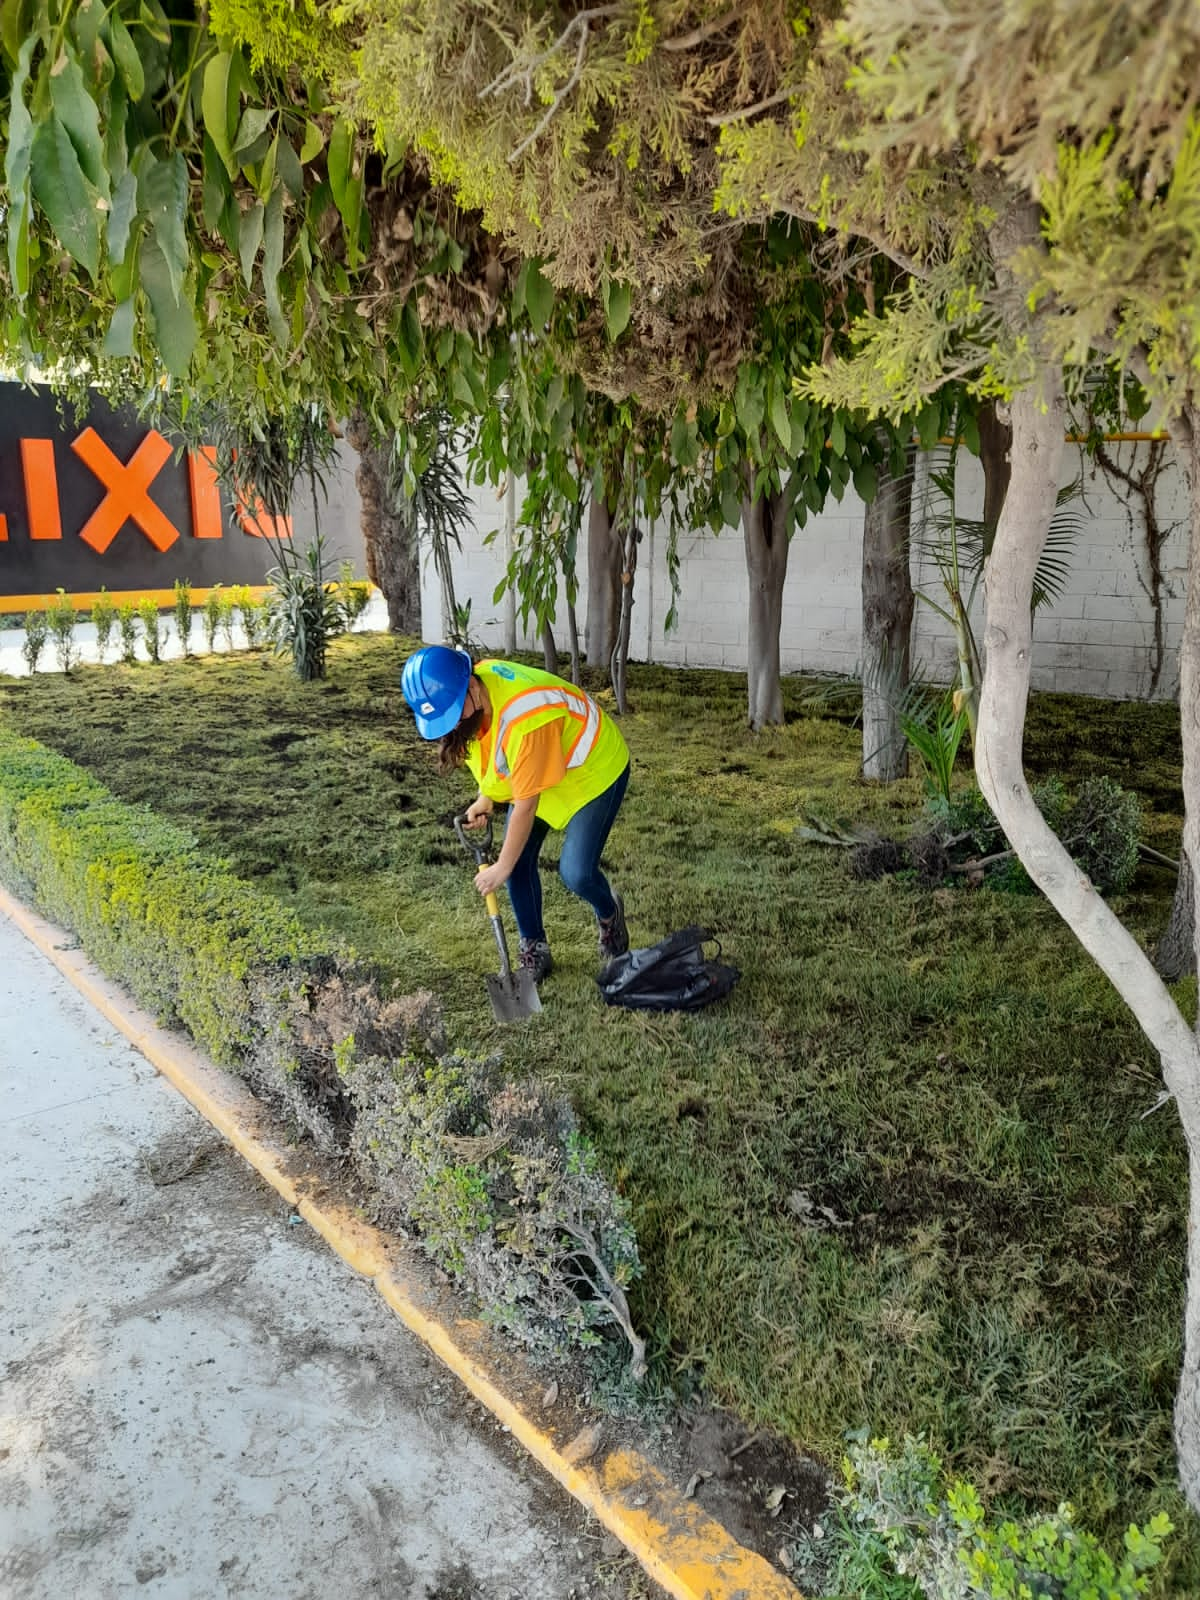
left=232, top=0, right=1200, bottom=1512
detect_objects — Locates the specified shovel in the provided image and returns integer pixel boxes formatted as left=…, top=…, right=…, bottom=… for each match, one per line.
left=453, top=813, right=542, bottom=1023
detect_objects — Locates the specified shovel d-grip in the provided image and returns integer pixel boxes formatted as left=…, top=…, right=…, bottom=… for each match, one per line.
left=453, top=812, right=541, bottom=1022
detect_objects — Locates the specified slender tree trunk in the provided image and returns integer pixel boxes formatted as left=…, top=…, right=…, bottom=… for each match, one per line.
left=1171, top=399, right=1200, bottom=1505
left=862, top=442, right=915, bottom=780
left=541, top=619, right=557, bottom=673
left=586, top=483, right=622, bottom=671
left=1157, top=855, right=1195, bottom=982
left=345, top=411, right=420, bottom=634
left=612, top=521, right=638, bottom=715
left=504, top=472, right=518, bottom=655
left=978, top=398, right=1013, bottom=546
left=977, top=372, right=1200, bottom=1511
left=565, top=596, right=581, bottom=684
left=742, top=486, right=789, bottom=730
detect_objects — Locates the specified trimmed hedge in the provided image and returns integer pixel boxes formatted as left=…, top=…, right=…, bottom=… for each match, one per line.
left=0, top=730, right=644, bottom=1374
left=0, top=730, right=323, bottom=1066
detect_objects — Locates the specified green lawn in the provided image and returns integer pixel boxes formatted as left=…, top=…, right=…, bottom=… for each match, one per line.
left=2, top=634, right=1195, bottom=1587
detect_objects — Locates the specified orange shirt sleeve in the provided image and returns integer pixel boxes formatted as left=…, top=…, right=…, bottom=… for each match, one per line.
left=508, top=719, right=567, bottom=800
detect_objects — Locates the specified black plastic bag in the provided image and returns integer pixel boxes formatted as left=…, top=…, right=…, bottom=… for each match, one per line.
left=597, top=925, right=740, bottom=1013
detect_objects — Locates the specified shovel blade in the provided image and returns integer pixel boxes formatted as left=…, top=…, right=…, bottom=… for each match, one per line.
left=485, top=968, right=542, bottom=1023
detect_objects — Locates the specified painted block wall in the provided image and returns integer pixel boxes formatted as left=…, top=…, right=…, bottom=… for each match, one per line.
left=421, top=440, right=1188, bottom=703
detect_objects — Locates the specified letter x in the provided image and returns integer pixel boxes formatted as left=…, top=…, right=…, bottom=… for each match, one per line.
left=72, top=427, right=180, bottom=553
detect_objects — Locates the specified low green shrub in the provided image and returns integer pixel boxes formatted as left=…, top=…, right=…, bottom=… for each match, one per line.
left=835, top=1435, right=1171, bottom=1600
left=925, top=776, right=1142, bottom=895
left=91, top=589, right=116, bottom=662
left=203, top=584, right=223, bottom=652
left=173, top=580, right=193, bottom=656
left=231, top=584, right=266, bottom=648
left=0, top=729, right=645, bottom=1376
left=117, top=600, right=139, bottom=664
left=20, top=609, right=48, bottom=673
left=138, top=598, right=165, bottom=664
left=48, top=589, right=78, bottom=673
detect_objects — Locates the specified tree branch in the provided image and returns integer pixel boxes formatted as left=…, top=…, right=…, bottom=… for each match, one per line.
left=708, top=87, right=795, bottom=127
left=662, top=9, right=739, bottom=52
left=506, top=21, right=590, bottom=164
left=774, top=202, right=930, bottom=282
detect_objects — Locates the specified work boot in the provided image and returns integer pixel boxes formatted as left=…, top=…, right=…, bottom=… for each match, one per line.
left=518, top=937, right=553, bottom=983
left=598, top=892, right=629, bottom=961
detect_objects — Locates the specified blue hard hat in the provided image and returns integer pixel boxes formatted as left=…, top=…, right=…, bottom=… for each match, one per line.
left=401, top=645, right=473, bottom=740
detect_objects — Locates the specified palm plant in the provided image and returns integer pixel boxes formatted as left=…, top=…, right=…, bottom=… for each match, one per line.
left=390, top=407, right=473, bottom=646
left=264, top=531, right=344, bottom=681
left=913, top=416, right=1084, bottom=734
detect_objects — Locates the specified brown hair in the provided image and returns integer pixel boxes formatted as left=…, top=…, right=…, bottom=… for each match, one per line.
left=437, top=705, right=484, bottom=773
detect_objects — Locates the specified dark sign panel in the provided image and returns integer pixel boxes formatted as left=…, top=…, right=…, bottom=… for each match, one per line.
left=0, top=383, right=293, bottom=610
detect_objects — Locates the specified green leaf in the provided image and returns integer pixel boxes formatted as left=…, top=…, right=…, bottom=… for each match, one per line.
left=239, top=199, right=264, bottom=287
left=276, top=134, right=303, bottom=198
left=397, top=298, right=422, bottom=380
left=48, top=47, right=109, bottom=198
left=916, top=402, right=941, bottom=450
left=300, top=120, right=324, bottom=164
left=262, top=184, right=287, bottom=347
left=769, top=384, right=791, bottom=451
left=0, top=0, right=27, bottom=68
left=853, top=460, right=878, bottom=503
left=139, top=234, right=196, bottom=374
left=960, top=410, right=981, bottom=456
left=734, top=365, right=765, bottom=440
left=106, top=167, right=138, bottom=266
left=603, top=278, right=631, bottom=341
left=201, top=135, right=230, bottom=232
left=101, top=295, right=136, bottom=359
left=139, top=153, right=188, bottom=303
left=327, top=118, right=354, bottom=214
left=523, top=260, right=554, bottom=330
left=31, top=113, right=103, bottom=280
left=201, top=51, right=237, bottom=178
left=107, top=10, right=144, bottom=100
left=829, top=412, right=846, bottom=456
left=5, top=34, right=37, bottom=298
left=670, top=408, right=700, bottom=468
left=234, top=106, right=273, bottom=159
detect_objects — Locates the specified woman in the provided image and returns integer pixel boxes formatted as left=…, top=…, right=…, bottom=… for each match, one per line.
left=401, top=645, right=630, bottom=981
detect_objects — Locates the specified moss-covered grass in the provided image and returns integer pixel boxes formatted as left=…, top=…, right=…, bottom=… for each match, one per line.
left=1, top=636, right=1195, bottom=1587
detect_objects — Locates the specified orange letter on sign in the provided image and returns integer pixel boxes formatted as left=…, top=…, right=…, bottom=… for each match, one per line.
left=187, top=447, right=223, bottom=539
left=236, top=491, right=293, bottom=541
left=72, top=428, right=180, bottom=553
left=21, top=439, right=63, bottom=540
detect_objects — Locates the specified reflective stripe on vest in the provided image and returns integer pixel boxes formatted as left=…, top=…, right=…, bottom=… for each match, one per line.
left=493, top=686, right=600, bottom=777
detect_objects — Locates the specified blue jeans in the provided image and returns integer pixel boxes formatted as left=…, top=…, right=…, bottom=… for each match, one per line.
left=505, top=764, right=630, bottom=944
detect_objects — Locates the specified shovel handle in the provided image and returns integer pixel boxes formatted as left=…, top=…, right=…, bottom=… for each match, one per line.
left=484, top=890, right=501, bottom=918
left=454, top=811, right=494, bottom=860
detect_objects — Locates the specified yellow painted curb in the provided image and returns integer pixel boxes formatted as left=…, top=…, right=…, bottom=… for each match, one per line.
left=2, top=884, right=803, bottom=1600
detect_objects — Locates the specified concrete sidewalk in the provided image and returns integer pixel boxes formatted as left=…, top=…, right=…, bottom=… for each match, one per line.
left=0, top=910, right=638, bottom=1600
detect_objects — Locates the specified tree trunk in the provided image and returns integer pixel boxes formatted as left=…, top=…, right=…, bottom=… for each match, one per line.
left=541, top=619, right=557, bottom=673
left=1170, top=399, right=1200, bottom=1505
left=586, top=484, right=622, bottom=671
left=976, top=372, right=1200, bottom=1511
left=742, top=486, right=789, bottom=730
left=612, top=521, right=638, bottom=716
left=1157, top=855, right=1196, bottom=982
left=861, top=442, right=915, bottom=780
left=978, top=398, right=1013, bottom=546
left=565, top=597, right=581, bottom=684
left=345, top=411, right=420, bottom=634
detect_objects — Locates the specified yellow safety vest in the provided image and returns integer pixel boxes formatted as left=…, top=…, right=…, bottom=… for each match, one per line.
left=465, top=660, right=628, bottom=830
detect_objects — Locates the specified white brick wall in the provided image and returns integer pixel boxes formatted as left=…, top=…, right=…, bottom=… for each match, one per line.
left=423, top=439, right=1190, bottom=702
